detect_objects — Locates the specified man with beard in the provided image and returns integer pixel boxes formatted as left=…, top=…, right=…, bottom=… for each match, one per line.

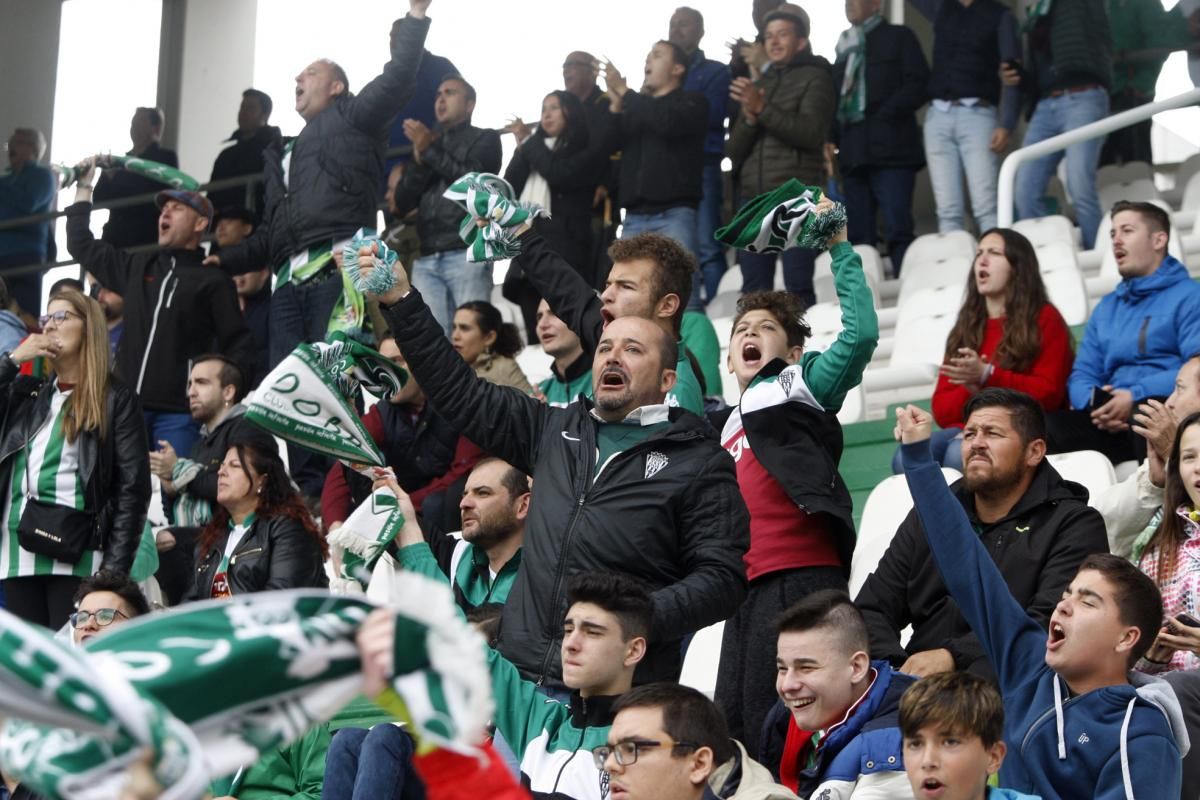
left=86, top=272, right=124, bottom=358
left=855, top=388, right=1109, bottom=682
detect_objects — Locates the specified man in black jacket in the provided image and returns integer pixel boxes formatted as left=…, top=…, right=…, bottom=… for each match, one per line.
left=393, top=74, right=502, bottom=333
left=92, top=107, right=179, bottom=249
left=854, top=388, right=1109, bottom=681
left=66, top=176, right=255, bottom=465
left=208, top=88, right=281, bottom=218
left=357, top=246, right=749, bottom=687
left=830, top=0, right=929, bottom=275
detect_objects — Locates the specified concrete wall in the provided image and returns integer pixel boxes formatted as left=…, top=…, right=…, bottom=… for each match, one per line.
left=0, top=0, right=63, bottom=157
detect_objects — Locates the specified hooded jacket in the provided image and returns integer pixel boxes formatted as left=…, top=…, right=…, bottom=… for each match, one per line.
left=64, top=203, right=257, bottom=413
left=218, top=15, right=430, bottom=275
left=1069, top=256, right=1200, bottom=408
left=382, top=289, right=749, bottom=686
left=901, top=440, right=1187, bottom=800
left=759, top=660, right=915, bottom=799
left=856, top=460, right=1110, bottom=679
left=704, top=741, right=798, bottom=800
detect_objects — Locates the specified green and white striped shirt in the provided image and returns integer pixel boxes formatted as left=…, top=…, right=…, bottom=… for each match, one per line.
left=0, top=385, right=98, bottom=578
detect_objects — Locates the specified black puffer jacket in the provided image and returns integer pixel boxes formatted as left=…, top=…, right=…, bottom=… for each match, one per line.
left=218, top=14, right=430, bottom=275
left=383, top=289, right=750, bottom=686
left=207, top=125, right=284, bottom=217
left=393, top=122, right=503, bottom=256
left=854, top=460, right=1109, bottom=680
left=186, top=514, right=328, bottom=600
left=0, top=356, right=151, bottom=574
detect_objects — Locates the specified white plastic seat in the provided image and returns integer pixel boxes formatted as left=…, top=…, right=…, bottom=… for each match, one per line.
left=849, top=468, right=962, bottom=597
left=489, top=285, right=526, bottom=341
left=1097, top=178, right=1162, bottom=215
left=1012, top=215, right=1078, bottom=250
left=898, top=231, right=976, bottom=305
left=716, top=265, right=743, bottom=296
left=679, top=620, right=725, bottom=698
left=837, top=383, right=865, bottom=425
left=706, top=291, right=741, bottom=319
left=515, top=343, right=552, bottom=387
left=1045, top=451, right=1116, bottom=510
left=1181, top=170, right=1200, bottom=219
left=814, top=250, right=881, bottom=306
left=1097, top=161, right=1154, bottom=189
left=710, top=315, right=735, bottom=349
left=862, top=286, right=959, bottom=396
left=1034, top=241, right=1089, bottom=327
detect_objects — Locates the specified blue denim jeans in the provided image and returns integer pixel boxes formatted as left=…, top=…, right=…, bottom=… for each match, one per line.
left=269, top=268, right=345, bottom=369
left=924, top=103, right=1001, bottom=233
left=1014, top=87, right=1110, bottom=249
left=144, top=411, right=200, bottom=461
left=695, top=159, right=727, bottom=306
left=843, top=167, right=917, bottom=275
left=739, top=248, right=817, bottom=308
left=411, top=249, right=494, bottom=335
left=622, top=207, right=701, bottom=308
left=322, top=725, right=424, bottom=800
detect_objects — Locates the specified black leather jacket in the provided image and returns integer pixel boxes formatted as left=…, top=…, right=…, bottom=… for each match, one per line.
left=0, top=356, right=151, bottom=574
left=186, top=514, right=328, bottom=600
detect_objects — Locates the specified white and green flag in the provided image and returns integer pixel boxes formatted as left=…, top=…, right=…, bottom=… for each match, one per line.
left=328, top=486, right=408, bottom=585
left=715, top=179, right=848, bottom=254
left=443, top=172, right=546, bottom=262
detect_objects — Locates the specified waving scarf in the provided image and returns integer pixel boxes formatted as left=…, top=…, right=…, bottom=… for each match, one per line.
left=835, top=13, right=884, bottom=124
left=443, top=172, right=546, bottom=262
left=715, top=179, right=848, bottom=254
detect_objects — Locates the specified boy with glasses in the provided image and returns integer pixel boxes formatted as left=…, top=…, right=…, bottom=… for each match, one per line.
left=69, top=570, right=150, bottom=646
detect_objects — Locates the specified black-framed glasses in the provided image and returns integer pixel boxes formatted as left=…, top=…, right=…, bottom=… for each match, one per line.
left=69, top=608, right=128, bottom=629
left=39, top=310, right=81, bottom=328
left=591, top=738, right=700, bottom=770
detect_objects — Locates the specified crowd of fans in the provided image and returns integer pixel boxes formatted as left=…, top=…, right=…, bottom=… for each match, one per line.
left=0, top=0, right=1198, bottom=798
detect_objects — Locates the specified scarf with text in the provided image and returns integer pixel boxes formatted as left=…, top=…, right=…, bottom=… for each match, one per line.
left=716, top=180, right=847, bottom=254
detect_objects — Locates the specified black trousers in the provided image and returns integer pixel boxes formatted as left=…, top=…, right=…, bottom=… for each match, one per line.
left=714, top=565, right=847, bottom=759
left=4, top=574, right=84, bottom=629
left=1045, top=408, right=1146, bottom=464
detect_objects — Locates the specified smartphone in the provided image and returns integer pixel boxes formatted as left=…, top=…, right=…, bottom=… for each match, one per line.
left=1175, top=613, right=1200, bottom=628
left=1090, top=386, right=1115, bottom=410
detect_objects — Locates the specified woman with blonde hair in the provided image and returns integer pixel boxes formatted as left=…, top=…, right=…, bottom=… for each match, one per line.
left=0, top=289, right=150, bottom=627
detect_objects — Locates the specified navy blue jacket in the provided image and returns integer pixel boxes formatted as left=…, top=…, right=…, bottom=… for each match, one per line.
left=684, top=49, right=732, bottom=158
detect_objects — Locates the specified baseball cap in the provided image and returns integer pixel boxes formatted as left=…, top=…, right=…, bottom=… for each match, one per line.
left=155, top=189, right=214, bottom=228
left=763, top=3, right=811, bottom=37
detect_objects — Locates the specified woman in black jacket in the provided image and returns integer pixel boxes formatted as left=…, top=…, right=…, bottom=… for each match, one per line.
left=503, top=90, right=606, bottom=340
left=188, top=430, right=327, bottom=600
left=0, top=289, right=150, bottom=628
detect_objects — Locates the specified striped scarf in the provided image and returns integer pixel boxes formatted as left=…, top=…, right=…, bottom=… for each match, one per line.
left=715, top=179, right=848, bottom=254
left=0, top=579, right=492, bottom=799
left=443, top=172, right=546, bottom=262
left=835, top=13, right=884, bottom=124
left=1022, top=0, right=1053, bottom=32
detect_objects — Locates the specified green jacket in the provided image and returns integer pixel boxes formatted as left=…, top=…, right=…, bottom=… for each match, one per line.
left=1108, top=0, right=1193, bottom=96
left=539, top=352, right=594, bottom=408
left=488, top=648, right=616, bottom=800
left=682, top=311, right=723, bottom=398
left=398, top=537, right=521, bottom=612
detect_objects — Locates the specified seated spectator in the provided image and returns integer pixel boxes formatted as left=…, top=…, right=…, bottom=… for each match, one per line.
left=760, top=590, right=914, bottom=796
left=1047, top=202, right=1200, bottom=464
left=503, top=89, right=605, bottom=336
left=860, top=389, right=1108, bottom=681
left=322, top=724, right=422, bottom=800
left=0, top=277, right=28, bottom=356
left=896, top=404, right=1186, bottom=798
left=385, top=458, right=529, bottom=613
left=0, top=290, right=150, bottom=629
left=0, top=127, right=56, bottom=315
left=186, top=431, right=328, bottom=600
left=320, top=336, right=482, bottom=536
left=598, top=682, right=797, bottom=800
left=393, top=74, right=502, bottom=333
left=70, top=570, right=150, bottom=646
left=213, top=206, right=270, bottom=388
left=898, top=671, right=1036, bottom=800
left=904, top=229, right=1073, bottom=471
left=726, top=3, right=834, bottom=306
left=602, top=42, right=708, bottom=261
left=534, top=298, right=592, bottom=407
left=149, top=355, right=249, bottom=605
left=84, top=272, right=124, bottom=359
left=713, top=206, right=878, bottom=756
left=92, top=107, right=179, bottom=249
left=454, top=301, right=533, bottom=394
left=208, top=89, right=281, bottom=217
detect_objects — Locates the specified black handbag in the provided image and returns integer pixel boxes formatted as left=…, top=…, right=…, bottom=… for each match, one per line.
left=17, top=497, right=95, bottom=564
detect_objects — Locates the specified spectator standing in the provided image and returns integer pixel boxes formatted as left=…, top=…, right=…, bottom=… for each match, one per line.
left=0, top=128, right=56, bottom=316
left=67, top=173, right=256, bottom=462
left=393, top=74, right=502, bottom=333
left=1048, top=201, right=1200, bottom=463
left=1005, top=0, right=1112, bottom=249
left=213, top=206, right=270, bottom=389
left=385, top=48, right=458, bottom=176
left=669, top=7, right=732, bottom=307
left=603, top=43, right=708, bottom=258
left=0, top=290, right=150, bottom=628
left=92, top=107, right=179, bottom=249
left=726, top=4, right=834, bottom=306
left=207, top=89, right=281, bottom=217
left=729, top=0, right=785, bottom=82
left=831, top=0, right=929, bottom=274
left=0, top=277, right=27, bottom=356
left=911, top=0, right=1021, bottom=235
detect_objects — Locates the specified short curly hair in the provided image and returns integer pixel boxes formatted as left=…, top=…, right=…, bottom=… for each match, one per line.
left=608, top=233, right=697, bottom=337
left=732, top=291, right=812, bottom=349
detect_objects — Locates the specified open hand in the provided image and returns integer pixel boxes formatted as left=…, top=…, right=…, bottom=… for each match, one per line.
left=730, top=78, right=765, bottom=116
left=940, top=348, right=988, bottom=386
left=402, top=119, right=434, bottom=158
left=1090, top=387, right=1134, bottom=433
left=894, top=404, right=934, bottom=444
left=1132, top=398, right=1177, bottom=461
left=504, top=116, right=533, bottom=144
left=147, top=440, right=178, bottom=480
left=603, top=60, right=628, bottom=98
left=10, top=333, right=61, bottom=363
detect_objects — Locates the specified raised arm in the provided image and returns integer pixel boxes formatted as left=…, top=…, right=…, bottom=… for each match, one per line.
left=511, top=228, right=605, bottom=355
left=420, top=129, right=503, bottom=184
left=342, top=9, right=432, bottom=134
left=64, top=201, right=135, bottom=296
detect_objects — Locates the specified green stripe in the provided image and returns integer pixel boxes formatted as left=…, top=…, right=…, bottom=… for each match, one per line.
left=6, top=450, right=27, bottom=577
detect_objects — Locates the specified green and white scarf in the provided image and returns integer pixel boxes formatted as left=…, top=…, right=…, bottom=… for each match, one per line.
left=343, top=235, right=400, bottom=296
left=443, top=172, right=546, bottom=262
left=246, top=333, right=408, bottom=470
left=715, top=179, right=847, bottom=254
left=80, top=155, right=200, bottom=191
left=835, top=13, right=884, bottom=124
left=328, top=487, right=407, bottom=586
left=0, top=578, right=493, bottom=799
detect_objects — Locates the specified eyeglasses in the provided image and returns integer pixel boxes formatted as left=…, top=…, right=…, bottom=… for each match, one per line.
left=591, top=738, right=700, bottom=770
left=39, top=310, right=81, bottom=328
left=69, top=608, right=128, bottom=628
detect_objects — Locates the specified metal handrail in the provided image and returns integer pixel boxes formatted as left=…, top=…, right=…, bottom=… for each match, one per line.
left=997, top=87, right=1200, bottom=228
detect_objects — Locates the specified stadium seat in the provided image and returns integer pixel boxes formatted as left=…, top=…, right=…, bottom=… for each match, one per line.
left=838, top=383, right=865, bottom=425
left=1045, top=451, right=1116, bottom=510
left=1097, top=177, right=1161, bottom=215
left=1012, top=215, right=1079, bottom=250
left=849, top=467, right=962, bottom=596
left=897, top=231, right=976, bottom=304
left=1177, top=170, right=1200, bottom=228
left=716, top=265, right=743, bottom=296
left=515, top=343, right=552, bottom=386
left=706, top=291, right=741, bottom=319
left=711, top=315, right=735, bottom=347
left=1033, top=241, right=1089, bottom=326
left=1165, top=152, right=1200, bottom=210
left=680, top=620, right=725, bottom=698
left=862, top=285, right=959, bottom=398
left=814, top=245, right=882, bottom=305
left=1097, top=161, right=1154, bottom=189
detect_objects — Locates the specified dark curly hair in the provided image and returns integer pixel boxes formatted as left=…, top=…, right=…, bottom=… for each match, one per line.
left=608, top=233, right=697, bottom=337
left=457, top=301, right=524, bottom=359
left=733, top=291, right=812, bottom=349
left=198, top=433, right=326, bottom=560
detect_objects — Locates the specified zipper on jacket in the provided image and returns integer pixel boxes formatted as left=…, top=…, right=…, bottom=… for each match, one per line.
left=137, top=257, right=176, bottom=394
left=1019, top=693, right=1081, bottom=755
left=230, top=546, right=264, bottom=565
left=1137, top=316, right=1151, bottom=355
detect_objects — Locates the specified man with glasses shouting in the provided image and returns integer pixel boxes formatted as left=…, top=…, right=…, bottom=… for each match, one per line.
left=68, top=570, right=150, bottom=647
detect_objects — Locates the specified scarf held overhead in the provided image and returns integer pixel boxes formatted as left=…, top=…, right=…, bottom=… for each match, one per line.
left=715, top=179, right=848, bottom=254
left=443, top=172, right=546, bottom=262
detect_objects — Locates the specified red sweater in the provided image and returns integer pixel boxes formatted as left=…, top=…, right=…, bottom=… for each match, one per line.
left=932, top=304, right=1074, bottom=429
